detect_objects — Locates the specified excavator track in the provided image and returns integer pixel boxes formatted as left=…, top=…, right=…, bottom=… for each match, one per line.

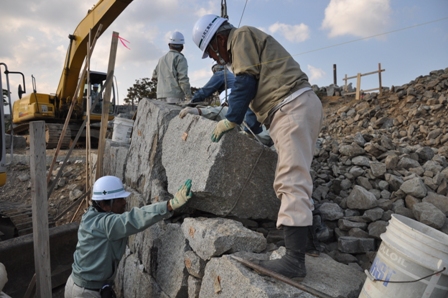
left=45, top=123, right=72, bottom=149
left=0, top=204, right=56, bottom=240
left=11, top=122, right=72, bottom=149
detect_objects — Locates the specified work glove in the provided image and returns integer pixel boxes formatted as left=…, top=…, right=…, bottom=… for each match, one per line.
left=211, top=119, right=237, bottom=142
left=169, top=179, right=193, bottom=210
left=179, top=107, right=199, bottom=119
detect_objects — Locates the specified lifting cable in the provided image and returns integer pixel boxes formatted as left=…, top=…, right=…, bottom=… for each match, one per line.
left=216, top=0, right=263, bottom=145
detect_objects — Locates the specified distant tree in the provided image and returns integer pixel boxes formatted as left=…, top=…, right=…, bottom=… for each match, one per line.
left=123, top=78, right=157, bottom=106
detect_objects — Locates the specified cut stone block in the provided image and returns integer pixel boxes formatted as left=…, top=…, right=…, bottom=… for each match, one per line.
left=162, top=114, right=280, bottom=220
left=199, top=254, right=313, bottom=298
left=182, top=217, right=267, bottom=261
left=115, top=253, right=170, bottom=298
left=125, top=99, right=180, bottom=202
left=128, top=221, right=189, bottom=298
left=103, top=139, right=129, bottom=180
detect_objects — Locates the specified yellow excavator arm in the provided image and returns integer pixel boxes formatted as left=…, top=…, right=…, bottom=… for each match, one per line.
left=56, top=0, right=133, bottom=101
left=12, top=0, right=133, bottom=125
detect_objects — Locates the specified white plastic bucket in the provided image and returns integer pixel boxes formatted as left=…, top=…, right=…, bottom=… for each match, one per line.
left=359, top=214, right=448, bottom=298
left=112, top=117, right=134, bottom=143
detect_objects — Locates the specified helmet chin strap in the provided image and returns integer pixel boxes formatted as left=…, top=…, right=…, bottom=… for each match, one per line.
left=209, top=36, right=226, bottom=65
left=217, top=54, right=225, bottom=65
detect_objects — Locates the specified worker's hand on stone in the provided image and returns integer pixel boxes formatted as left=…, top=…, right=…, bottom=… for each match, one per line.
left=211, top=119, right=237, bottom=142
left=179, top=107, right=199, bottom=119
left=169, top=179, right=193, bottom=210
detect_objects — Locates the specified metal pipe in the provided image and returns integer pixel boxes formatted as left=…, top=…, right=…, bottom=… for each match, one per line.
left=231, top=256, right=335, bottom=298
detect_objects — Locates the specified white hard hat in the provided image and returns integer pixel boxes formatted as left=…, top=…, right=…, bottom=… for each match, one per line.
left=192, top=14, right=227, bottom=59
left=219, top=88, right=231, bottom=105
left=92, top=176, right=131, bottom=201
left=169, top=31, right=185, bottom=45
left=93, top=84, right=99, bottom=88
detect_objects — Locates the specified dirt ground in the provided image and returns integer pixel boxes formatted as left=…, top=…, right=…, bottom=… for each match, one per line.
left=0, top=148, right=95, bottom=227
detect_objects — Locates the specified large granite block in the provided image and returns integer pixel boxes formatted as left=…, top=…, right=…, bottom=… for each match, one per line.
left=181, top=217, right=266, bottom=261
left=103, top=139, right=130, bottom=180
left=129, top=221, right=189, bottom=297
left=199, top=254, right=313, bottom=298
left=125, top=99, right=180, bottom=203
left=162, top=114, right=280, bottom=220
left=115, top=253, right=169, bottom=298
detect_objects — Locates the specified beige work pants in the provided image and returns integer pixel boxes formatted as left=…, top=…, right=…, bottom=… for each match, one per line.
left=65, top=275, right=101, bottom=298
left=269, top=90, right=323, bottom=228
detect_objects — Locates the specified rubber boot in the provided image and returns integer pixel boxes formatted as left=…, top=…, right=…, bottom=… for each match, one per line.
left=257, top=226, right=308, bottom=281
left=306, top=214, right=323, bottom=257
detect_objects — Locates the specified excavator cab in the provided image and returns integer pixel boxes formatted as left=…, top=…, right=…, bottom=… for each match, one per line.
left=82, top=71, right=116, bottom=120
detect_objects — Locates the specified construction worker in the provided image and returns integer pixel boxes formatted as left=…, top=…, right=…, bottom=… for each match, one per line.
left=91, top=84, right=101, bottom=102
left=180, top=64, right=272, bottom=146
left=90, top=83, right=103, bottom=113
left=65, top=176, right=193, bottom=297
left=180, top=88, right=273, bottom=146
left=188, top=63, right=235, bottom=105
left=152, top=31, right=192, bottom=104
left=192, top=15, right=323, bottom=281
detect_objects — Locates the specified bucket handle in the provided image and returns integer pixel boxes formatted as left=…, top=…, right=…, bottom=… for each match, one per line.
left=365, top=267, right=446, bottom=284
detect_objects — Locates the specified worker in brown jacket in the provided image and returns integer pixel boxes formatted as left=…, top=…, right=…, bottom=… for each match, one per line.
left=192, top=15, right=323, bottom=281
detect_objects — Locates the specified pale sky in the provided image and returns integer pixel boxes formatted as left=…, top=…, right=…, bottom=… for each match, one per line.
left=1, top=0, right=447, bottom=109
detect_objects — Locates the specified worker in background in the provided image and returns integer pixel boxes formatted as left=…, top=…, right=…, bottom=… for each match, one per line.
left=188, top=63, right=235, bottom=106
left=152, top=31, right=192, bottom=105
left=180, top=87, right=273, bottom=146
left=90, top=83, right=103, bottom=114
left=65, top=176, right=193, bottom=298
left=91, top=84, right=102, bottom=102
left=180, top=63, right=272, bottom=146
left=192, top=15, right=323, bottom=281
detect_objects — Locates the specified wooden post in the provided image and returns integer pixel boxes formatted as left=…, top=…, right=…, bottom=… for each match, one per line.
left=333, top=64, right=337, bottom=85
left=96, top=31, right=119, bottom=180
left=46, top=24, right=103, bottom=186
left=344, top=74, right=348, bottom=92
left=86, top=30, right=92, bottom=195
left=378, top=63, right=383, bottom=97
left=29, top=121, right=52, bottom=298
left=356, top=73, right=361, bottom=100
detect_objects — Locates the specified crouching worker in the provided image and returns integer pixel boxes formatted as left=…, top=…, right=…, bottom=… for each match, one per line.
left=65, top=176, right=192, bottom=298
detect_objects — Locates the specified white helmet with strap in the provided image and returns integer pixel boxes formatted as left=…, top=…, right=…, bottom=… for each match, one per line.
left=192, top=14, right=227, bottom=59
left=169, top=31, right=185, bottom=45
left=92, top=176, right=131, bottom=201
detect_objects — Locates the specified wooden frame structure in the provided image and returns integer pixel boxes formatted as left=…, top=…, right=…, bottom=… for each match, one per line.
left=343, top=63, right=385, bottom=100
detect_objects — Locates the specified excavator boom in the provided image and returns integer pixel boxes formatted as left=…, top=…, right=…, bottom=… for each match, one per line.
left=57, top=0, right=133, bottom=100
left=11, top=0, right=133, bottom=148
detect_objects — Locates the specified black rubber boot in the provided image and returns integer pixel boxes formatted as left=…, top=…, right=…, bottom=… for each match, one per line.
left=257, top=226, right=308, bottom=281
left=306, top=214, right=323, bottom=257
